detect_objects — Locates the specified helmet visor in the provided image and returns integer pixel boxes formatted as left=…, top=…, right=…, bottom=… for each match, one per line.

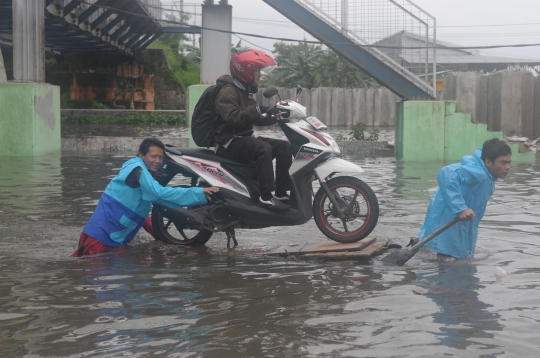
left=254, top=65, right=277, bottom=75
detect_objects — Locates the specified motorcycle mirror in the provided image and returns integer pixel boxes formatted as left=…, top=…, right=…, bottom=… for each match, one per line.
left=263, top=85, right=279, bottom=99
left=296, top=84, right=303, bottom=96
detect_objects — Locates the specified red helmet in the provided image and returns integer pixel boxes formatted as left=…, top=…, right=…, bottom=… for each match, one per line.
left=230, top=48, right=276, bottom=85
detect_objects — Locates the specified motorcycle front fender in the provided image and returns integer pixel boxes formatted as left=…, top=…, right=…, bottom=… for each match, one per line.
left=314, top=158, right=365, bottom=179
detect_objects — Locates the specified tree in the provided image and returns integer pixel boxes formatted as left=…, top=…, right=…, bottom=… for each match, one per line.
left=262, top=41, right=376, bottom=89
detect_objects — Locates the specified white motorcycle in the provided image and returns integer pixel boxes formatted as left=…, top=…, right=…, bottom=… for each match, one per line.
left=151, top=85, right=379, bottom=248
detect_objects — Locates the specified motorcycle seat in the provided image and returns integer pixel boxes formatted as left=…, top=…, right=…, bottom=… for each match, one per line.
left=166, top=147, right=255, bottom=168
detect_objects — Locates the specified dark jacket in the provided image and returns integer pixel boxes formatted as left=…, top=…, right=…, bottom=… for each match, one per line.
left=213, top=75, right=268, bottom=145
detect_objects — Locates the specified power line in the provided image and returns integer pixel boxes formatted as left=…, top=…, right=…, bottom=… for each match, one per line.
left=439, top=22, right=540, bottom=28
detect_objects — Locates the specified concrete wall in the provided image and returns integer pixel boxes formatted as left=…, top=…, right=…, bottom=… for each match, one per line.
left=255, top=86, right=398, bottom=127
left=0, top=82, right=61, bottom=156
left=396, top=100, right=534, bottom=162
left=442, top=70, right=538, bottom=137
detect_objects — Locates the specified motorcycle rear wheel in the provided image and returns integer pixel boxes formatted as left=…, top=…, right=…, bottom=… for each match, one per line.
left=313, top=176, right=379, bottom=243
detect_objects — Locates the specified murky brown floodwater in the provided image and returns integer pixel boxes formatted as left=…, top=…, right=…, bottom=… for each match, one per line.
left=1, top=146, right=540, bottom=357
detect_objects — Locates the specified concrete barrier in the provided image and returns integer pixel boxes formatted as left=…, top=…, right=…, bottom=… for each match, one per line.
left=62, top=136, right=189, bottom=152
left=61, top=109, right=186, bottom=119
left=443, top=70, right=538, bottom=137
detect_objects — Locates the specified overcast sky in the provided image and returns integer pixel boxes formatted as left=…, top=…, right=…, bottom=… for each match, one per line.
left=218, top=0, right=540, bottom=60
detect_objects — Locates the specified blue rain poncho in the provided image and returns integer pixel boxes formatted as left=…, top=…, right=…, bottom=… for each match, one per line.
left=419, top=149, right=496, bottom=259
left=83, top=156, right=207, bottom=247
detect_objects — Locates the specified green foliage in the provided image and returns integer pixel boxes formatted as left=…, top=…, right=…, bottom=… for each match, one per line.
left=148, top=13, right=200, bottom=91
left=337, top=122, right=380, bottom=141
left=113, top=78, right=145, bottom=109
left=60, top=92, right=73, bottom=109
left=62, top=113, right=185, bottom=125
left=262, top=42, right=376, bottom=89
left=90, top=100, right=108, bottom=109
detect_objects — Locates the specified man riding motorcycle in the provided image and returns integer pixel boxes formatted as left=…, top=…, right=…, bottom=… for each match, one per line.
left=213, top=47, right=292, bottom=212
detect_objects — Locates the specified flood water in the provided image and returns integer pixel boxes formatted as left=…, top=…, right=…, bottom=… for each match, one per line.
left=1, top=148, right=540, bottom=357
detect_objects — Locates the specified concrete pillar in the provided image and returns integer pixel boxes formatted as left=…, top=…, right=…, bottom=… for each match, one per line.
left=200, top=4, right=232, bottom=85
left=441, top=73, right=457, bottom=100
left=297, top=87, right=311, bottom=117
left=373, top=88, right=382, bottom=127
left=0, top=47, right=6, bottom=82
left=475, top=75, right=488, bottom=124
left=521, top=72, right=535, bottom=137
left=309, top=87, right=319, bottom=119
left=0, top=83, right=61, bottom=155
left=365, top=88, right=375, bottom=126
left=500, top=71, right=534, bottom=136
left=534, top=76, right=540, bottom=139
left=487, top=72, right=502, bottom=131
left=352, top=88, right=366, bottom=125
left=318, top=88, right=331, bottom=124
left=455, top=72, right=477, bottom=119
left=12, top=0, right=45, bottom=82
left=379, top=88, right=397, bottom=127
left=395, top=101, right=445, bottom=161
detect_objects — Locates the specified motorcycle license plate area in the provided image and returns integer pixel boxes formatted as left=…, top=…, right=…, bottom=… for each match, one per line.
left=306, top=116, right=327, bottom=130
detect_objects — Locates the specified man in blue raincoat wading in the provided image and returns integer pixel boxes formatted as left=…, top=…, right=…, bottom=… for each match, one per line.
left=419, top=138, right=512, bottom=261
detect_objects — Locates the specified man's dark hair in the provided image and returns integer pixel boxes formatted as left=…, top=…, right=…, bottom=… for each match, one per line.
left=138, top=138, right=165, bottom=155
left=481, top=138, right=511, bottom=163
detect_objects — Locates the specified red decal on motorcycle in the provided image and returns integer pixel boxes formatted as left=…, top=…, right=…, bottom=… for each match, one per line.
left=299, top=151, right=316, bottom=161
left=185, top=159, right=228, bottom=184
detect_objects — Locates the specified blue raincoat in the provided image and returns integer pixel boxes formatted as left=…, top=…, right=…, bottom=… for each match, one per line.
left=83, top=156, right=207, bottom=247
left=419, top=149, right=496, bottom=259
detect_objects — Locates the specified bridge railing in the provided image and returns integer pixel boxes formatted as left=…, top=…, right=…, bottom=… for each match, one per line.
left=295, top=0, right=436, bottom=97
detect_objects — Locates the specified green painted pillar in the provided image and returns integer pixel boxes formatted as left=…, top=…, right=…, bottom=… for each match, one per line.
left=186, top=84, right=210, bottom=148
left=395, top=100, right=445, bottom=161
left=0, top=83, right=61, bottom=156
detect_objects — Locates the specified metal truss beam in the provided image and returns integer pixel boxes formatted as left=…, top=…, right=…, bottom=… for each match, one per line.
left=109, top=10, right=141, bottom=40
left=63, top=0, right=82, bottom=17
left=90, top=0, right=129, bottom=30
left=118, top=18, right=150, bottom=43
left=101, top=2, right=138, bottom=34
left=78, top=0, right=110, bottom=23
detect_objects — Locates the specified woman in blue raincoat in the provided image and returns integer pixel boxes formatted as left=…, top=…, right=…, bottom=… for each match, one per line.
left=419, top=138, right=511, bottom=261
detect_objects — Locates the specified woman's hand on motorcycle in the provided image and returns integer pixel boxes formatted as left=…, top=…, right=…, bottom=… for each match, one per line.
left=203, top=187, right=220, bottom=202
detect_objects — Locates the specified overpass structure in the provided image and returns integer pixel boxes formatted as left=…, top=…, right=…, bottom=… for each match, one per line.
left=0, top=0, right=166, bottom=57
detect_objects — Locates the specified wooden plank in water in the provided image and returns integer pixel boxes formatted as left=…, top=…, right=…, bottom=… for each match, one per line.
left=266, top=237, right=375, bottom=256
left=265, top=238, right=391, bottom=259
left=303, top=239, right=391, bottom=259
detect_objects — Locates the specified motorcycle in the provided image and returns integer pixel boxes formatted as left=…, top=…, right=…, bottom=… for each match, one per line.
left=151, top=85, right=379, bottom=248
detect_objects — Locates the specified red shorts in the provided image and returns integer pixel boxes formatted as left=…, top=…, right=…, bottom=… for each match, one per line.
left=72, top=216, right=156, bottom=257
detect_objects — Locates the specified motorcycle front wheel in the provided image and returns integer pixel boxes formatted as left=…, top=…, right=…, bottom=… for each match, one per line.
left=313, top=176, right=379, bottom=243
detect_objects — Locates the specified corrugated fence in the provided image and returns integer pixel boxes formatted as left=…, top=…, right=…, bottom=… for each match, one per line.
left=255, top=87, right=397, bottom=127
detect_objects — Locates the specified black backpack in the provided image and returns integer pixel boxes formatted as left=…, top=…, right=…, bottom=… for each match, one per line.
left=191, top=83, right=233, bottom=148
